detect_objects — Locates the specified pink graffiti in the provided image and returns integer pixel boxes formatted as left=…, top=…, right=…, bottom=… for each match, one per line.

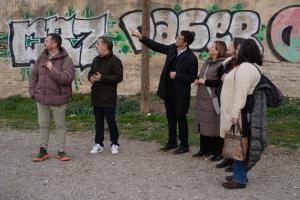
left=270, top=7, right=300, bottom=43
left=268, top=6, right=300, bottom=62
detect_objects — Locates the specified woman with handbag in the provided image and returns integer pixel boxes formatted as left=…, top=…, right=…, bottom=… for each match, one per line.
left=192, top=41, right=227, bottom=161
left=220, top=39, right=262, bottom=189
left=215, top=38, right=246, bottom=172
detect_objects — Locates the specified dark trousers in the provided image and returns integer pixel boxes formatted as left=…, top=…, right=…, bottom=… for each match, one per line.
left=164, top=98, right=189, bottom=148
left=93, top=106, right=119, bottom=146
left=200, top=135, right=224, bottom=156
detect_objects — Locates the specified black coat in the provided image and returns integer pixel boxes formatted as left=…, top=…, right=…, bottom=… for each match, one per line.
left=140, top=36, right=198, bottom=115
left=88, top=52, right=123, bottom=107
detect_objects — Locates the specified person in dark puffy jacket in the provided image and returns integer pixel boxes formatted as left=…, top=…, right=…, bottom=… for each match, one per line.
left=29, top=33, right=75, bottom=162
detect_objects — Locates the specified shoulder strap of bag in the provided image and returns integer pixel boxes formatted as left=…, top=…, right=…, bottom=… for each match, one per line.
left=250, top=63, right=262, bottom=75
left=204, top=63, right=220, bottom=115
left=60, top=56, right=73, bottom=96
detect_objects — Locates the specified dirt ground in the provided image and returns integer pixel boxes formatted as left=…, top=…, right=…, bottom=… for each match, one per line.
left=0, top=129, right=299, bottom=200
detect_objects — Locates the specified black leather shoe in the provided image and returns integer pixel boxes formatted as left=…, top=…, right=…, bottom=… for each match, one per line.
left=216, top=159, right=232, bottom=168
left=225, top=165, right=233, bottom=172
left=173, top=146, right=189, bottom=154
left=192, top=150, right=209, bottom=157
left=159, top=143, right=177, bottom=151
left=210, top=155, right=223, bottom=161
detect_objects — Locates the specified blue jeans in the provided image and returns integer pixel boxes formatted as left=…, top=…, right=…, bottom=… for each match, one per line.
left=233, top=160, right=248, bottom=185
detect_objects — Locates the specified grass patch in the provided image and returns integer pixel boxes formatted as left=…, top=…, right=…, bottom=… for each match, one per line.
left=0, top=94, right=299, bottom=149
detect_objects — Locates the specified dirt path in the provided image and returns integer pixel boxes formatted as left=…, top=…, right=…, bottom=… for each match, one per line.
left=0, top=129, right=299, bottom=200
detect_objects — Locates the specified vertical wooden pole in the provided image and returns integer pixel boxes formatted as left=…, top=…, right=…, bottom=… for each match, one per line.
left=140, top=0, right=150, bottom=113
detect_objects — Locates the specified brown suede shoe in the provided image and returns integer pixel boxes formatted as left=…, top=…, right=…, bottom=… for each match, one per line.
left=225, top=176, right=233, bottom=182
left=222, top=181, right=246, bottom=189
left=225, top=176, right=248, bottom=182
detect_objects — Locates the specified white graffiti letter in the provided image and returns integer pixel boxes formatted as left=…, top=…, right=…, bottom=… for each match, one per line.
left=9, top=18, right=46, bottom=66
left=119, top=10, right=154, bottom=53
left=229, top=11, right=261, bottom=50
left=46, top=15, right=80, bottom=65
left=73, top=12, right=108, bottom=67
left=206, top=11, right=232, bottom=48
left=152, top=8, right=178, bottom=45
left=178, top=9, right=209, bottom=51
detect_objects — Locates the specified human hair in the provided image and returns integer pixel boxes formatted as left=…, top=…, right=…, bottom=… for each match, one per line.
left=214, top=41, right=227, bottom=58
left=47, top=33, right=62, bottom=49
left=236, top=39, right=263, bottom=66
left=230, top=37, right=246, bottom=64
left=233, top=37, right=246, bottom=50
left=180, top=30, right=195, bottom=46
left=98, top=36, right=113, bottom=51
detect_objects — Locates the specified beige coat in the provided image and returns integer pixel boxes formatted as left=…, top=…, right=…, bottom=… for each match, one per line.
left=220, top=62, right=261, bottom=138
left=193, top=58, right=224, bottom=137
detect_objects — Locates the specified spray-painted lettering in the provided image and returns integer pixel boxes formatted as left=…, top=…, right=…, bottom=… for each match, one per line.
left=120, top=8, right=262, bottom=54
left=8, top=13, right=108, bottom=69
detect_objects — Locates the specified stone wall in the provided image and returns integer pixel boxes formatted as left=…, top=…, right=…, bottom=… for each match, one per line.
left=0, top=0, right=300, bottom=98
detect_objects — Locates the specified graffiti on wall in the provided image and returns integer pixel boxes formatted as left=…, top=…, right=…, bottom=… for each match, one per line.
left=4, top=3, right=300, bottom=73
left=107, top=18, right=132, bottom=55
left=8, top=11, right=109, bottom=69
left=119, top=8, right=263, bottom=55
left=267, top=5, right=300, bottom=63
left=0, top=32, right=9, bottom=58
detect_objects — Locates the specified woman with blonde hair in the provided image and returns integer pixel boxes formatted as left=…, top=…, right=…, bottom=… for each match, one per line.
left=193, top=41, right=227, bottom=161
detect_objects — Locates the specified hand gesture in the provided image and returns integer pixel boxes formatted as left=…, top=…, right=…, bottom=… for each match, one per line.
left=198, top=78, right=205, bottom=85
left=89, top=76, right=96, bottom=83
left=169, top=71, right=176, bottom=79
left=232, top=117, right=238, bottom=124
left=130, top=28, right=142, bottom=39
left=93, top=72, right=101, bottom=81
left=89, top=72, right=101, bottom=83
left=46, top=61, right=53, bottom=71
left=223, top=56, right=233, bottom=66
left=194, top=79, right=200, bottom=86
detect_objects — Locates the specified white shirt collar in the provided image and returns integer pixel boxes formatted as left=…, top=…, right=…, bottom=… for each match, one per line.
left=177, top=47, right=187, bottom=56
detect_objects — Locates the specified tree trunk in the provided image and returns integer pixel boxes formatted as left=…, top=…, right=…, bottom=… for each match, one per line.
left=140, top=0, right=150, bottom=113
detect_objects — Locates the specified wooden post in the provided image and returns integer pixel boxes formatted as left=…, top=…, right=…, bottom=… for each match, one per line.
left=140, top=0, right=150, bottom=113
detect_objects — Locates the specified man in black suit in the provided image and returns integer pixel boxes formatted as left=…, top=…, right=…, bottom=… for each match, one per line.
left=131, top=29, right=198, bottom=154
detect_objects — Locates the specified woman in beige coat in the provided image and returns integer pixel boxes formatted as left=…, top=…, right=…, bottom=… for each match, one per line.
left=221, top=39, right=262, bottom=189
left=193, top=41, right=227, bottom=161
left=215, top=38, right=246, bottom=171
